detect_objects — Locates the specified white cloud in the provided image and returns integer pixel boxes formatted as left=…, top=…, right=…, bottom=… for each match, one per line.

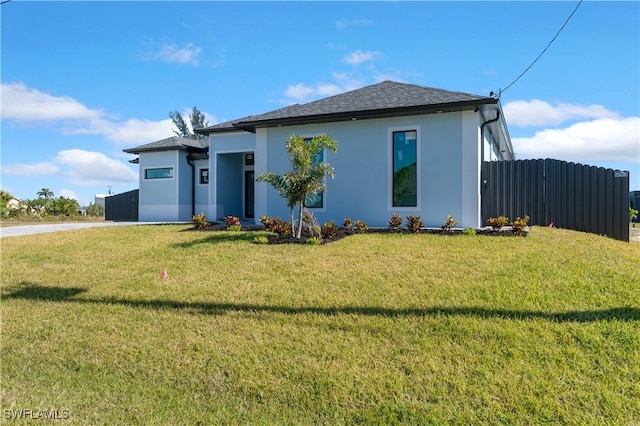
left=343, top=50, right=381, bottom=66
left=284, top=83, right=342, bottom=102
left=152, top=42, right=202, bottom=65
left=1, top=82, right=176, bottom=145
left=335, top=19, right=374, bottom=30
left=65, top=117, right=174, bottom=145
left=2, top=162, right=60, bottom=176
left=2, top=150, right=137, bottom=186
left=503, top=99, right=621, bottom=127
left=1, top=82, right=102, bottom=122
left=59, top=189, right=78, bottom=200
left=283, top=72, right=366, bottom=104
left=512, top=117, right=640, bottom=164
left=55, top=149, right=138, bottom=185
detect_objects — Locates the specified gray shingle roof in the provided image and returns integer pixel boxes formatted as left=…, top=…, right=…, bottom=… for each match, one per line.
left=198, top=81, right=496, bottom=134
left=123, top=136, right=208, bottom=154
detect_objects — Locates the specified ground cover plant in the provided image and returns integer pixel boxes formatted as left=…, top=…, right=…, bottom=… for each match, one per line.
left=2, top=225, right=639, bottom=424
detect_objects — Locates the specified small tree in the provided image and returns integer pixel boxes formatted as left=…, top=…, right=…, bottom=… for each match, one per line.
left=257, top=134, right=338, bottom=238
left=169, top=107, right=209, bottom=140
left=630, top=207, right=639, bottom=225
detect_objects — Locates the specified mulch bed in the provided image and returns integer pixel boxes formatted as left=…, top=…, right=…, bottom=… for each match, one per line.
left=186, top=224, right=529, bottom=244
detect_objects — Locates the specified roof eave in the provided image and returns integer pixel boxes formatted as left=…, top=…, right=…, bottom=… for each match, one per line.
left=236, top=99, right=496, bottom=130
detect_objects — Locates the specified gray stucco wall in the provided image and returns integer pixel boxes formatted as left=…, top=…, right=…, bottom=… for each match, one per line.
left=194, top=158, right=209, bottom=217
left=138, top=151, right=180, bottom=221
left=258, top=111, right=482, bottom=228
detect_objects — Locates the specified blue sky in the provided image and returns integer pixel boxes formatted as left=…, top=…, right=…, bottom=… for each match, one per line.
left=2, top=1, right=639, bottom=206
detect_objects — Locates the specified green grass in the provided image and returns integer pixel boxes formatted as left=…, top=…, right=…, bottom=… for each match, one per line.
left=1, top=225, right=639, bottom=425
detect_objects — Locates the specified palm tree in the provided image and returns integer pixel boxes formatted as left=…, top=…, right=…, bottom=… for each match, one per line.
left=257, top=134, right=338, bottom=238
left=37, top=188, right=54, bottom=199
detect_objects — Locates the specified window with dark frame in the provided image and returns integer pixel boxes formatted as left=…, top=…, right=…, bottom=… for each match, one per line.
left=392, top=130, right=417, bottom=207
left=145, top=167, right=173, bottom=179
left=200, top=168, right=209, bottom=184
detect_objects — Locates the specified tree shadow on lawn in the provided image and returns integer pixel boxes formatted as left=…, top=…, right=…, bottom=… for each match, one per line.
left=4, top=283, right=640, bottom=323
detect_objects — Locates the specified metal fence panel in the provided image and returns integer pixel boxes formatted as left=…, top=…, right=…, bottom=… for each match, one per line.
left=105, top=189, right=139, bottom=222
left=481, top=159, right=629, bottom=242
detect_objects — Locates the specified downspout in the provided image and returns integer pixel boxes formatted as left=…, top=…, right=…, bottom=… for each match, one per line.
left=480, top=108, right=500, bottom=163
left=186, top=154, right=196, bottom=218
left=480, top=108, right=500, bottom=225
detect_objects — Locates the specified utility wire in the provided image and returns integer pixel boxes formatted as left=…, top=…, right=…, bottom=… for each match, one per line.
left=498, top=0, right=583, bottom=97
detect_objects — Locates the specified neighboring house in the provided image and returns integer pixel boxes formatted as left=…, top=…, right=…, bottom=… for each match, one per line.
left=94, top=194, right=109, bottom=208
left=124, top=81, right=514, bottom=228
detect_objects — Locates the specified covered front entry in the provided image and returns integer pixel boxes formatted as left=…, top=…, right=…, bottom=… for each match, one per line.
left=215, top=152, right=255, bottom=221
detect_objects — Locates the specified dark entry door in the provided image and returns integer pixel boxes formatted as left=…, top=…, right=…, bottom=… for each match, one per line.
left=244, top=170, right=254, bottom=219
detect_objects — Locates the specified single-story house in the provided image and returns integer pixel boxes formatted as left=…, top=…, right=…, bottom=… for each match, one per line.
left=123, top=80, right=514, bottom=228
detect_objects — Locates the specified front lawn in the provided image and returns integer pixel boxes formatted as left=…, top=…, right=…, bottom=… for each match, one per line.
left=1, top=226, right=639, bottom=424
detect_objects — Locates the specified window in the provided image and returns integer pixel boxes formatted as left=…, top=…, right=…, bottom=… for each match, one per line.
left=200, top=168, right=209, bottom=184
left=145, top=167, right=173, bottom=179
left=245, top=153, right=254, bottom=166
left=392, top=130, right=417, bottom=207
left=305, top=138, right=324, bottom=209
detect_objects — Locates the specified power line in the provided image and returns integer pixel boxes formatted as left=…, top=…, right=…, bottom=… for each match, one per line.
left=497, top=0, right=583, bottom=98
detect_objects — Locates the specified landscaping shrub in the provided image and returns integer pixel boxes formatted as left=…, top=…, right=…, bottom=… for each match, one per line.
left=305, top=236, right=321, bottom=245
left=192, top=213, right=209, bottom=230
left=512, top=215, right=530, bottom=236
left=302, top=209, right=321, bottom=238
left=259, top=216, right=291, bottom=236
left=355, top=220, right=368, bottom=234
left=343, top=217, right=354, bottom=231
left=406, top=215, right=423, bottom=233
left=225, top=216, right=241, bottom=230
left=487, top=216, right=509, bottom=230
left=259, top=215, right=272, bottom=228
left=321, top=221, right=338, bottom=240
left=388, top=213, right=403, bottom=231
left=441, top=215, right=458, bottom=233
left=461, top=228, right=476, bottom=236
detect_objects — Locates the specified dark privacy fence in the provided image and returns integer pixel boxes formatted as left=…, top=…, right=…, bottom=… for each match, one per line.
left=105, top=189, right=139, bottom=222
left=481, top=159, right=630, bottom=242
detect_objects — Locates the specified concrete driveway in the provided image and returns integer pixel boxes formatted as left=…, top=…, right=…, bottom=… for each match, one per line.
left=0, top=222, right=166, bottom=238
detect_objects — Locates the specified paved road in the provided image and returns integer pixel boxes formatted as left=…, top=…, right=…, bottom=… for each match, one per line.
left=0, top=222, right=166, bottom=238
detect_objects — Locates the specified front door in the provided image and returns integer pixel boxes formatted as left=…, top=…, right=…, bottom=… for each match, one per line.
left=244, top=170, right=254, bottom=219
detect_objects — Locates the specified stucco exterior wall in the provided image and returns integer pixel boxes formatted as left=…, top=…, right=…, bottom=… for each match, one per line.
left=138, top=151, right=180, bottom=221
left=194, top=158, right=209, bottom=217
left=258, top=111, right=483, bottom=228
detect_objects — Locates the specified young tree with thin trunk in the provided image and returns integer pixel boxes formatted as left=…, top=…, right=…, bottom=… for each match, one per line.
left=257, top=134, right=338, bottom=239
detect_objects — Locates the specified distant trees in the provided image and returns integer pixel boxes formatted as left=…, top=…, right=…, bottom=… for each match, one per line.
left=169, top=107, right=209, bottom=140
left=0, top=189, right=79, bottom=219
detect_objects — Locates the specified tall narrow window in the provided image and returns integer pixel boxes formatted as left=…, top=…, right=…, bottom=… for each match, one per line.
left=392, top=130, right=417, bottom=207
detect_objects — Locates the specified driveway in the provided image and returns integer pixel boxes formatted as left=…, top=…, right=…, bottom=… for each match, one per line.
left=0, top=222, right=167, bottom=238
